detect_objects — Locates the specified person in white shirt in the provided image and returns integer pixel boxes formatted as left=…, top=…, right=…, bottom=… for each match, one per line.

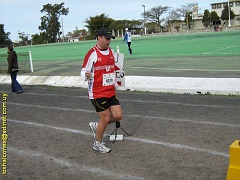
left=123, top=28, right=132, bottom=55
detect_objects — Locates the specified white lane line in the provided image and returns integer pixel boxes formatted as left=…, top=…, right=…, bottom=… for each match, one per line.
left=8, top=146, right=144, bottom=180
left=9, top=119, right=93, bottom=136
left=3, top=92, right=240, bottom=109
left=203, top=45, right=238, bottom=55
left=120, top=100, right=238, bottom=109
left=10, top=92, right=88, bottom=99
left=8, top=102, right=240, bottom=128
left=9, top=119, right=229, bottom=158
left=126, top=115, right=240, bottom=129
left=125, top=137, right=229, bottom=158
left=8, top=102, right=95, bottom=113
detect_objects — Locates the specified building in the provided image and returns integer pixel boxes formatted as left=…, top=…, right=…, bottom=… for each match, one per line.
left=210, top=0, right=240, bottom=26
left=68, top=36, right=85, bottom=42
left=211, top=0, right=240, bottom=17
left=169, top=0, right=240, bottom=32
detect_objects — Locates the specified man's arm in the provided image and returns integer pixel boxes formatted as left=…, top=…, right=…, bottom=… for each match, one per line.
left=123, top=32, right=127, bottom=42
left=80, top=48, right=96, bottom=81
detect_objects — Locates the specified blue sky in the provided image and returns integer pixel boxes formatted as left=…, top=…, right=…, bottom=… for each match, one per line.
left=0, top=0, right=225, bottom=41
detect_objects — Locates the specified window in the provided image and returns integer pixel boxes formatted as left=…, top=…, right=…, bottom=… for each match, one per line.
left=212, top=4, right=216, bottom=9
left=211, top=21, right=221, bottom=25
left=229, top=2, right=233, bottom=7
left=236, top=2, right=240, bottom=7
left=217, top=4, right=222, bottom=8
left=182, top=24, right=187, bottom=29
left=182, top=24, right=193, bottom=29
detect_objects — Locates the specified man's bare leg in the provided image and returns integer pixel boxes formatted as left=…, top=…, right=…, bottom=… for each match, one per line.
left=95, top=105, right=122, bottom=142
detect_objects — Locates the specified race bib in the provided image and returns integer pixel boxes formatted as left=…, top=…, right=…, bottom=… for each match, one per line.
left=103, top=73, right=115, bottom=86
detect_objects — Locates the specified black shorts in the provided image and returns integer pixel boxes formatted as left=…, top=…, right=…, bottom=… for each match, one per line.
left=91, top=95, right=120, bottom=112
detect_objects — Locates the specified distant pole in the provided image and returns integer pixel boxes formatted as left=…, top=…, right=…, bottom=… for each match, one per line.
left=228, top=0, right=231, bottom=27
left=29, top=51, right=34, bottom=72
left=62, top=17, right=65, bottom=42
left=116, top=46, right=120, bottom=53
left=142, top=5, right=146, bottom=34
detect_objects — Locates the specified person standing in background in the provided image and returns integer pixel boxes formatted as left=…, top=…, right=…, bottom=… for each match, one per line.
left=7, top=45, right=23, bottom=94
left=123, top=28, right=132, bottom=55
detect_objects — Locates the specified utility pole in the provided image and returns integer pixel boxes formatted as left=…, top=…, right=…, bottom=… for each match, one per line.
left=228, top=0, right=231, bottom=27
left=142, top=5, right=146, bottom=34
left=62, top=17, right=65, bottom=42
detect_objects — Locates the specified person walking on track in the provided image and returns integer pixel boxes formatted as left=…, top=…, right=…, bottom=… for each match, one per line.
left=81, top=28, right=123, bottom=153
left=7, top=45, right=23, bottom=94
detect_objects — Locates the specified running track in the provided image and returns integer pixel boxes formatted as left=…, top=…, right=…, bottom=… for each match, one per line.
left=1, top=84, right=240, bottom=180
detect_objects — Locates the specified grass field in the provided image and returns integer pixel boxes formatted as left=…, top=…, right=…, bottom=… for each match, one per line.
left=0, top=30, right=239, bottom=77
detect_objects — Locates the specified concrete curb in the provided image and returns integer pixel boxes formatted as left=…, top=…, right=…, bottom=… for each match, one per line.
left=1, top=75, right=239, bottom=95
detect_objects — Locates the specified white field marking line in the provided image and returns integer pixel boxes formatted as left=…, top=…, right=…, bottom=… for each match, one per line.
left=8, top=102, right=240, bottom=128
left=203, top=45, right=238, bottom=55
left=130, top=54, right=203, bottom=57
left=217, top=53, right=240, bottom=55
left=8, top=146, right=144, bottom=180
left=125, top=66, right=239, bottom=72
left=9, top=119, right=229, bottom=158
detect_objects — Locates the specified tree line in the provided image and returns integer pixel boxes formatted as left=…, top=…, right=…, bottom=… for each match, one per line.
left=0, top=2, right=236, bottom=47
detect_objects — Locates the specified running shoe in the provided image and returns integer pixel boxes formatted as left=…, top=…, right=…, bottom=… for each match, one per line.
left=93, top=141, right=111, bottom=153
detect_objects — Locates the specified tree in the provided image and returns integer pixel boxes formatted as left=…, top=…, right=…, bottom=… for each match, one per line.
left=109, top=20, right=129, bottom=30
left=39, top=2, right=69, bottom=43
left=164, top=10, right=175, bottom=31
left=85, top=14, right=114, bottom=38
left=0, top=24, right=12, bottom=48
left=32, top=32, right=48, bottom=45
left=18, top=32, right=30, bottom=46
left=221, top=4, right=235, bottom=23
left=142, top=6, right=170, bottom=32
left=109, top=19, right=142, bottom=34
left=184, top=12, right=193, bottom=29
left=210, top=11, right=220, bottom=26
left=65, top=27, right=88, bottom=41
left=202, top=10, right=211, bottom=28
left=71, top=27, right=87, bottom=37
left=173, top=3, right=197, bottom=30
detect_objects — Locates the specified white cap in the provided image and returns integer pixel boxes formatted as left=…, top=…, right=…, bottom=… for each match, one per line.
left=125, top=28, right=128, bottom=31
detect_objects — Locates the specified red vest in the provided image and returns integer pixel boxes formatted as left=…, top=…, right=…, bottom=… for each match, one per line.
left=88, top=46, right=116, bottom=99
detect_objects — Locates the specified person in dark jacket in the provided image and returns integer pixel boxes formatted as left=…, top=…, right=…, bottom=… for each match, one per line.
left=7, top=45, right=23, bottom=94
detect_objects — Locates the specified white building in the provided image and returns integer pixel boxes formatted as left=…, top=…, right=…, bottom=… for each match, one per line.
left=68, top=37, right=80, bottom=42
left=169, top=0, right=240, bottom=32
left=210, top=0, right=240, bottom=17
left=210, top=0, right=240, bottom=26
